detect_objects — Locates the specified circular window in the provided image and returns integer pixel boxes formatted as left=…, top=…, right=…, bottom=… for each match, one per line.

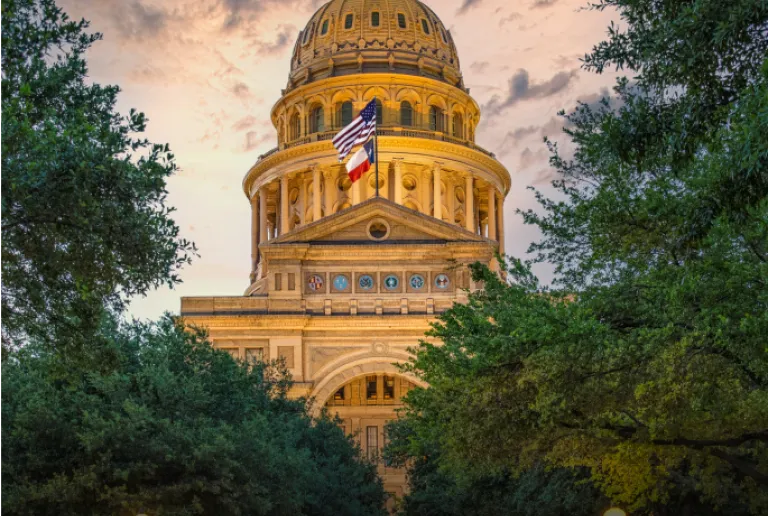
left=434, top=274, right=450, bottom=290
left=410, top=274, right=425, bottom=290
left=384, top=275, right=400, bottom=291
left=367, top=219, right=390, bottom=241
left=358, top=274, right=375, bottom=291
left=402, top=175, right=418, bottom=191
left=308, top=274, right=325, bottom=292
left=333, top=274, right=350, bottom=291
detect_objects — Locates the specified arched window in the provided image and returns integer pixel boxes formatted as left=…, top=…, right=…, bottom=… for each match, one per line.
left=452, top=113, right=464, bottom=139
left=344, top=13, right=354, bottom=30
left=310, top=105, right=324, bottom=133
left=400, top=101, right=413, bottom=127
left=440, top=27, right=448, bottom=43
left=375, top=99, right=383, bottom=125
left=421, top=19, right=430, bottom=34
left=302, top=24, right=313, bottom=44
left=429, top=106, right=443, bottom=132
left=340, top=101, right=354, bottom=127
left=397, top=13, right=407, bottom=29
left=290, top=113, right=301, bottom=140
left=321, top=19, right=329, bottom=35
left=371, top=11, right=380, bottom=27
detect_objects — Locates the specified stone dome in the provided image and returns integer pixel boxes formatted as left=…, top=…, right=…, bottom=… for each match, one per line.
left=288, top=0, right=464, bottom=92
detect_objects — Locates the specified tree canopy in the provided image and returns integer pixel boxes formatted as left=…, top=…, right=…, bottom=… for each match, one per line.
left=2, top=317, right=386, bottom=515
left=389, top=0, right=768, bottom=514
left=1, top=0, right=195, bottom=364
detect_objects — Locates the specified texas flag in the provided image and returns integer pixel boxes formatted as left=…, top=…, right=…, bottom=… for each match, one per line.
left=346, top=139, right=376, bottom=183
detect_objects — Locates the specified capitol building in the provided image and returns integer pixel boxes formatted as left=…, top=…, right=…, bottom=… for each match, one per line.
left=181, top=0, right=511, bottom=499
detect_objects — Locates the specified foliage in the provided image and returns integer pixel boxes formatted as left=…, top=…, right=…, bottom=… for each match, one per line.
left=2, top=316, right=386, bottom=516
left=1, top=0, right=196, bottom=362
left=392, top=0, right=768, bottom=514
left=385, top=418, right=607, bottom=516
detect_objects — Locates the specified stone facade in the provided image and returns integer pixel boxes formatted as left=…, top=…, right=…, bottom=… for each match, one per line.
left=181, top=0, right=511, bottom=503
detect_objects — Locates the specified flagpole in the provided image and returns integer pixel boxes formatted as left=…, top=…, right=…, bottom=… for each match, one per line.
left=374, top=97, right=380, bottom=198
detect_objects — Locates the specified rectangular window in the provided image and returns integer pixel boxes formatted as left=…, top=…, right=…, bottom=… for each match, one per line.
left=246, top=347, right=264, bottom=363
left=274, top=273, right=282, bottom=291
left=334, top=387, right=346, bottom=401
left=421, top=19, right=430, bottom=34
left=288, top=273, right=296, bottom=291
left=371, top=12, right=380, bottom=27
left=397, top=13, right=407, bottom=29
left=321, top=19, right=329, bottom=35
left=366, top=375, right=378, bottom=400
left=383, top=376, right=395, bottom=400
left=345, top=13, right=354, bottom=29
left=367, top=426, right=379, bottom=460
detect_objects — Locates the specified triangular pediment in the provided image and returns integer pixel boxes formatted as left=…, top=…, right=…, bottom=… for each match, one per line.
left=268, top=197, right=489, bottom=245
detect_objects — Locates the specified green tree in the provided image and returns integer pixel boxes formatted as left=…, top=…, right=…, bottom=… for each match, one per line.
left=393, top=0, right=768, bottom=514
left=385, top=417, right=607, bottom=516
left=1, top=0, right=195, bottom=362
left=2, top=316, right=386, bottom=516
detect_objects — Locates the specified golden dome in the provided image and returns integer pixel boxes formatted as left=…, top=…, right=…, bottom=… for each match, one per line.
left=288, top=0, right=463, bottom=92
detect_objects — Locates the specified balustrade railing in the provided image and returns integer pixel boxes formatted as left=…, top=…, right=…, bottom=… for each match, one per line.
left=256, top=126, right=497, bottom=162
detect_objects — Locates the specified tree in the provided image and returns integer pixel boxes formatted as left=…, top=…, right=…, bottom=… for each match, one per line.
left=1, top=0, right=195, bottom=363
left=393, top=0, right=768, bottom=514
left=385, top=417, right=607, bottom=516
left=2, top=316, right=387, bottom=516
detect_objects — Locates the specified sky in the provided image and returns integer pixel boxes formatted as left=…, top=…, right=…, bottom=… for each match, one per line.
left=57, top=0, right=624, bottom=321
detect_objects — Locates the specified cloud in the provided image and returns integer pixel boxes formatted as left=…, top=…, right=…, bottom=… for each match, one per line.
left=484, top=68, right=579, bottom=116
left=456, top=0, right=483, bottom=15
left=499, top=12, right=522, bottom=27
left=470, top=61, right=490, bottom=74
left=254, top=24, right=296, bottom=56
left=231, top=82, right=252, bottom=99
left=220, top=0, right=309, bottom=31
left=232, top=115, right=259, bottom=132
left=107, top=0, right=169, bottom=40
left=244, top=131, right=273, bottom=151
left=519, top=147, right=549, bottom=169
left=531, top=0, right=560, bottom=8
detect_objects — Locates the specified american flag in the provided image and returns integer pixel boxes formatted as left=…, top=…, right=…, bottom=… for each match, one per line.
left=333, top=100, right=377, bottom=161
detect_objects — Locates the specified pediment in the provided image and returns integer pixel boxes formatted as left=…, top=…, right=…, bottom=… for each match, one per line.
left=268, top=197, right=488, bottom=245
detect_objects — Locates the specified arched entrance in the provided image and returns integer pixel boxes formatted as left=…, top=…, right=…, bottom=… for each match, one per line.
left=316, top=366, right=426, bottom=505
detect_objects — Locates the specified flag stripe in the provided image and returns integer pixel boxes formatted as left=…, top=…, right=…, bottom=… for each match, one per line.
left=332, top=99, right=378, bottom=160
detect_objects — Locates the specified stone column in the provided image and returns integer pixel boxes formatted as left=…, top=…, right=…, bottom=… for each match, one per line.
left=487, top=186, right=497, bottom=241
left=259, top=186, right=268, bottom=243
left=447, top=174, right=456, bottom=225
left=250, top=192, right=259, bottom=278
left=433, top=163, right=442, bottom=221
left=280, top=175, right=290, bottom=235
left=420, top=170, right=431, bottom=215
left=497, top=192, right=506, bottom=255
left=465, top=174, right=475, bottom=233
left=394, top=160, right=403, bottom=205
left=323, top=169, right=335, bottom=216
left=313, top=166, right=322, bottom=222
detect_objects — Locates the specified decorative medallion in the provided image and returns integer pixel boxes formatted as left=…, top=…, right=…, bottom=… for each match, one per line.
left=409, top=274, right=425, bottom=290
left=435, top=274, right=450, bottom=290
left=333, top=274, right=350, bottom=291
left=358, top=274, right=375, bottom=291
left=384, top=274, right=400, bottom=291
left=308, top=274, right=325, bottom=292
